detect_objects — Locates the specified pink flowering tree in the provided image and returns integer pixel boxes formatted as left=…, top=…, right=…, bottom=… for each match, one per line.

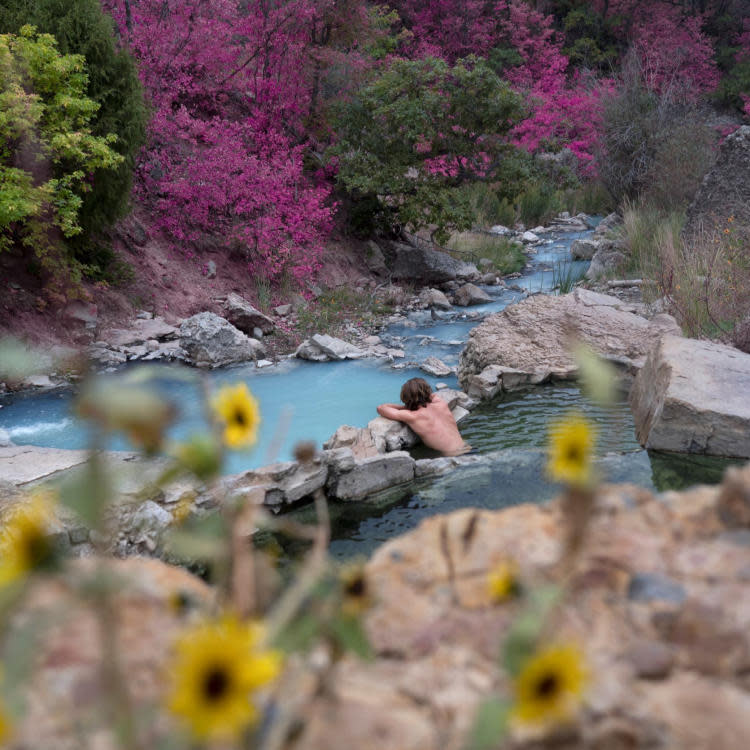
left=102, top=0, right=336, bottom=284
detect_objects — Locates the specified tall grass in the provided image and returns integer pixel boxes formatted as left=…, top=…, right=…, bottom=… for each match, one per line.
left=552, top=261, right=588, bottom=294
left=447, top=232, right=526, bottom=274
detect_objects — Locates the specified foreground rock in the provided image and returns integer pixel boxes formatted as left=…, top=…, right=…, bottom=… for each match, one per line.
left=13, top=557, right=212, bottom=749
left=291, top=461, right=750, bottom=750
left=685, top=124, right=750, bottom=236
left=390, top=242, right=479, bottom=285
left=458, top=289, right=681, bottom=399
left=630, top=335, right=750, bottom=458
left=179, top=312, right=265, bottom=367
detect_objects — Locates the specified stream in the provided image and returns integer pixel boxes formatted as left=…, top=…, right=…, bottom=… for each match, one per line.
left=0, top=227, right=739, bottom=557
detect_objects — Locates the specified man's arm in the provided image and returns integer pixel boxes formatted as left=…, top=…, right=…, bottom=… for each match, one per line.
left=377, top=403, right=413, bottom=422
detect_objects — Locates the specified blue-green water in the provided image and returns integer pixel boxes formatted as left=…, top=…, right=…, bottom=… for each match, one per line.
left=2, top=226, right=738, bottom=558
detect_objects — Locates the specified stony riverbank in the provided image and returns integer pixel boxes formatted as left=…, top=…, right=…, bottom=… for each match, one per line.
left=8, top=456, right=750, bottom=749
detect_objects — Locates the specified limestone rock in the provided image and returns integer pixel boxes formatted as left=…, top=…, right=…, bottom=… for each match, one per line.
left=488, top=224, right=513, bottom=236
left=224, top=293, right=275, bottom=335
left=593, top=212, right=622, bottom=238
left=420, top=357, right=453, bottom=377
left=586, top=238, right=628, bottom=279
left=179, top=312, right=265, bottom=367
left=107, top=316, right=178, bottom=348
left=275, top=304, right=292, bottom=316
left=390, top=242, right=479, bottom=285
left=225, top=458, right=328, bottom=508
left=324, top=425, right=381, bottom=459
left=521, top=230, right=540, bottom=243
left=685, top=124, right=750, bottom=236
left=630, top=335, right=750, bottom=457
left=571, top=237, right=599, bottom=260
left=419, top=288, right=452, bottom=310
left=296, top=334, right=365, bottom=361
left=326, top=451, right=415, bottom=500
left=458, top=289, right=681, bottom=397
left=14, top=557, right=212, bottom=749
left=365, top=240, right=388, bottom=275
left=453, top=283, right=492, bottom=307
left=367, top=417, right=419, bottom=453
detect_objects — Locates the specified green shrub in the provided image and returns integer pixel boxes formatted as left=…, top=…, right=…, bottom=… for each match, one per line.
left=0, top=0, right=147, bottom=269
left=558, top=180, right=614, bottom=217
left=518, top=182, right=562, bottom=227
left=462, top=182, right=517, bottom=228
left=0, top=26, right=123, bottom=285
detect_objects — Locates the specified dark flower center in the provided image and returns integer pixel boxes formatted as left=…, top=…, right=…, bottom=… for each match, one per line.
left=346, top=575, right=366, bottom=598
left=566, top=444, right=583, bottom=465
left=233, top=408, right=247, bottom=427
left=535, top=672, right=560, bottom=699
left=203, top=666, right=230, bottom=702
left=25, top=530, right=54, bottom=569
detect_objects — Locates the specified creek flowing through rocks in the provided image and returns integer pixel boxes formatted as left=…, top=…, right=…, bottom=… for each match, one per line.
left=0, top=226, right=739, bottom=558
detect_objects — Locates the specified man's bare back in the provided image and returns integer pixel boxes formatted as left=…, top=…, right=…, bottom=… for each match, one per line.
left=376, top=393, right=468, bottom=455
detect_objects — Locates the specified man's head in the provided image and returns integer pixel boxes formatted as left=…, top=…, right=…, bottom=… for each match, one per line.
left=400, top=377, right=432, bottom=411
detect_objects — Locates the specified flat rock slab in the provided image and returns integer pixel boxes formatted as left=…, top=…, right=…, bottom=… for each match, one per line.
left=630, top=335, right=750, bottom=458
left=0, top=445, right=91, bottom=485
left=458, top=289, right=681, bottom=398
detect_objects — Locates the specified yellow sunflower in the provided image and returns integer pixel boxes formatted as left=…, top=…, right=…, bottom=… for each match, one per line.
left=513, top=644, right=587, bottom=726
left=167, top=615, right=281, bottom=741
left=487, top=560, right=520, bottom=603
left=211, top=383, right=261, bottom=449
left=546, top=413, right=595, bottom=487
left=0, top=493, right=58, bottom=587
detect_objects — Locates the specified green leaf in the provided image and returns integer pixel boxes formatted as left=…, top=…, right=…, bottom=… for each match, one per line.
left=1, top=615, right=51, bottom=715
left=329, top=615, right=374, bottom=661
left=502, top=610, right=541, bottom=678
left=502, top=585, right=562, bottom=677
left=58, top=454, right=111, bottom=527
left=273, top=614, right=321, bottom=654
left=465, top=695, right=510, bottom=750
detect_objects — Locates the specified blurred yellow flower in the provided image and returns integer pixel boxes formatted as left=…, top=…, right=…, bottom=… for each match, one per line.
left=487, top=560, right=520, bottom=603
left=513, top=644, right=587, bottom=725
left=212, top=383, right=260, bottom=449
left=167, top=615, right=281, bottom=741
left=0, top=697, right=10, bottom=744
left=546, top=413, right=595, bottom=487
left=0, top=493, right=58, bottom=587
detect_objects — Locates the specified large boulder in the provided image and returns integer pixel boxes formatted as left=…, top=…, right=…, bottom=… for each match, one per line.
left=419, top=288, right=452, bottom=310
left=223, top=293, right=275, bottom=335
left=630, top=335, right=750, bottom=458
left=571, top=238, right=599, bottom=260
left=684, top=124, right=750, bottom=236
left=390, top=242, right=478, bottom=285
left=458, top=289, right=681, bottom=398
left=179, top=312, right=265, bottom=367
left=586, top=238, right=628, bottom=279
left=453, top=283, right=492, bottom=307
